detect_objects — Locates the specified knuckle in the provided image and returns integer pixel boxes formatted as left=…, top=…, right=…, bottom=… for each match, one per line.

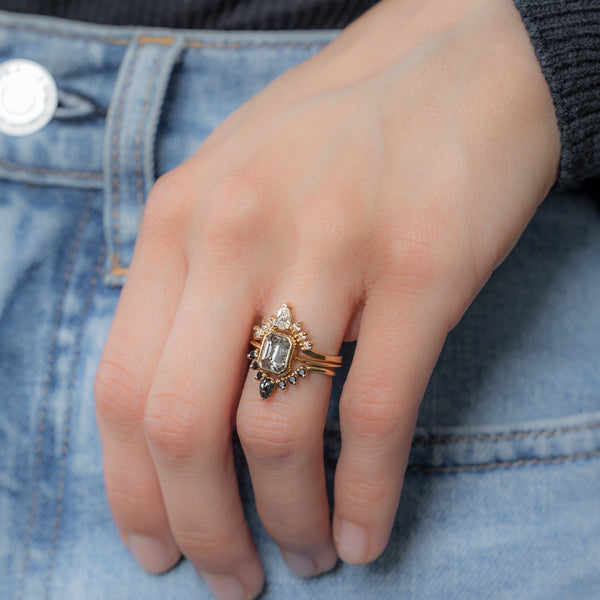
left=375, top=198, right=462, bottom=294
left=172, top=528, right=223, bottom=559
left=104, top=476, right=140, bottom=508
left=94, top=359, right=147, bottom=428
left=258, top=514, right=310, bottom=546
left=385, top=223, right=447, bottom=289
left=104, top=477, right=162, bottom=527
left=236, top=404, right=301, bottom=462
left=172, top=521, right=247, bottom=568
left=340, top=476, right=392, bottom=514
left=341, top=378, right=402, bottom=441
left=143, top=169, right=194, bottom=239
left=257, top=507, right=329, bottom=550
left=144, top=391, right=212, bottom=460
left=200, top=169, right=265, bottom=253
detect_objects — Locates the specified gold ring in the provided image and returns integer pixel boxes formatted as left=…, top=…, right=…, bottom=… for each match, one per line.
left=248, top=304, right=342, bottom=399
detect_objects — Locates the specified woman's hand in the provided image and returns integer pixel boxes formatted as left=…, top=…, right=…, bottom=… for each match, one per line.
left=94, top=0, right=560, bottom=598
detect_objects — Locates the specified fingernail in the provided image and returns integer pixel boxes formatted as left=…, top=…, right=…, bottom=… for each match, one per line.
left=281, top=550, right=318, bottom=578
left=201, top=572, right=249, bottom=600
left=128, top=535, right=180, bottom=574
left=336, top=520, right=368, bottom=564
left=314, top=545, right=339, bottom=574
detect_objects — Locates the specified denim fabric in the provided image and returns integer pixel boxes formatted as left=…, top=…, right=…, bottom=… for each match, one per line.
left=0, top=10, right=599, bottom=600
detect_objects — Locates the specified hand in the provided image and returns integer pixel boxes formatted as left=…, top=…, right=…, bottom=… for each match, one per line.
left=94, top=0, right=560, bottom=598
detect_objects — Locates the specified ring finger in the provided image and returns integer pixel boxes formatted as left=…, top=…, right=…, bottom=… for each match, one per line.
left=236, top=287, right=350, bottom=578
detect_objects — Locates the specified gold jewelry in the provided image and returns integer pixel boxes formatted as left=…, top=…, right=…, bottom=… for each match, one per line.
left=248, top=304, right=342, bottom=399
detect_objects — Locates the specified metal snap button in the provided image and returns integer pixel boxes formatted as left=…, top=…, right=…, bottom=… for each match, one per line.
left=0, top=59, right=58, bottom=136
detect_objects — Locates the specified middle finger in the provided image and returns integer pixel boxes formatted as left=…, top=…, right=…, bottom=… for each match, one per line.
left=143, top=276, right=264, bottom=600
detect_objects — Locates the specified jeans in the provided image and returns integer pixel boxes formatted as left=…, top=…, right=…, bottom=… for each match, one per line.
left=0, top=9, right=599, bottom=600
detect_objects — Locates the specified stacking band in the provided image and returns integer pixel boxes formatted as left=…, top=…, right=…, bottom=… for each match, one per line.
left=247, top=304, right=342, bottom=399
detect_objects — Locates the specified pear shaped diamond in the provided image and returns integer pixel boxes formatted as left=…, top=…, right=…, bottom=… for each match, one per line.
left=274, top=304, right=292, bottom=330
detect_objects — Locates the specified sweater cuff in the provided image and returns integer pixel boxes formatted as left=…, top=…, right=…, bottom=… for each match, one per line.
left=513, top=0, right=600, bottom=185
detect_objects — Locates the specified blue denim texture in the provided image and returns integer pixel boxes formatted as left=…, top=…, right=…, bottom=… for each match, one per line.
left=0, top=9, right=599, bottom=600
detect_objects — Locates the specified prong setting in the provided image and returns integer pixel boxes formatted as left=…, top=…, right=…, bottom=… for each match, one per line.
left=248, top=304, right=340, bottom=399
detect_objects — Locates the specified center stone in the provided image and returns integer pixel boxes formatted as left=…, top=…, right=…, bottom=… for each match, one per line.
left=258, top=332, right=293, bottom=375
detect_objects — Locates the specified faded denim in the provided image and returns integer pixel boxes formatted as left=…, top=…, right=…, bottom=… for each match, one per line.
left=0, top=10, right=599, bottom=600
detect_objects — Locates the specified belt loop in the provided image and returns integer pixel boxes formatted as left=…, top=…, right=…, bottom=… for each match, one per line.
left=103, top=31, right=185, bottom=287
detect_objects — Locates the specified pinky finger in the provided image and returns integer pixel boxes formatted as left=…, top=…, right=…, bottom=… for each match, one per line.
left=333, top=283, right=448, bottom=564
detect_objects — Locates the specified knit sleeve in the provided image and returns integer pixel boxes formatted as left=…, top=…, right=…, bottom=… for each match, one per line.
left=513, top=0, right=600, bottom=186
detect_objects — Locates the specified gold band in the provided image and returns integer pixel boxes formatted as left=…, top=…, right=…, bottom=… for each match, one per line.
left=248, top=304, right=342, bottom=399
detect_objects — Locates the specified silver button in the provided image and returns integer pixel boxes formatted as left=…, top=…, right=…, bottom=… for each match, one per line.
left=0, top=59, right=58, bottom=136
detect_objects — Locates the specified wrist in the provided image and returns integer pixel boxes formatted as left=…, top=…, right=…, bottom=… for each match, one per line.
left=321, top=0, right=560, bottom=196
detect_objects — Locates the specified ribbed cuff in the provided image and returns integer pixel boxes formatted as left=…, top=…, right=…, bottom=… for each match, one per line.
left=513, top=0, right=600, bottom=185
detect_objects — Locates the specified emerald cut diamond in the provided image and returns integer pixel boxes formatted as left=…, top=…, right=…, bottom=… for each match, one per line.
left=258, top=332, right=293, bottom=375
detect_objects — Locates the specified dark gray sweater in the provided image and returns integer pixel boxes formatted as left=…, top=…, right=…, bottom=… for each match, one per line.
left=514, top=1, right=600, bottom=185
left=1, top=0, right=598, bottom=185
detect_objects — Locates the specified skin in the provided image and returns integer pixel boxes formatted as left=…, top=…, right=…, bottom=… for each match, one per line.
left=94, top=0, right=560, bottom=598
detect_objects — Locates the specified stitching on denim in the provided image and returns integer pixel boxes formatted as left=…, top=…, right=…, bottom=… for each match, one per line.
left=134, top=50, right=164, bottom=226
left=324, top=420, right=600, bottom=446
left=139, top=35, right=175, bottom=46
left=411, top=420, right=600, bottom=445
left=0, top=159, right=102, bottom=180
left=17, top=203, right=92, bottom=600
left=2, top=23, right=129, bottom=45
left=4, top=23, right=327, bottom=50
left=323, top=448, right=600, bottom=472
left=44, top=236, right=104, bottom=598
left=185, top=39, right=328, bottom=50
left=407, top=448, right=600, bottom=474
left=111, top=43, right=140, bottom=263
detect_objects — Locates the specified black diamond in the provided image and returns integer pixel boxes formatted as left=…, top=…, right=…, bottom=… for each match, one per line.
left=298, top=368, right=307, bottom=377
left=288, top=376, right=297, bottom=385
left=255, top=371, right=263, bottom=380
left=278, top=380, right=287, bottom=390
left=248, top=350, right=258, bottom=359
left=260, top=378, right=275, bottom=399
left=251, top=360, right=259, bottom=370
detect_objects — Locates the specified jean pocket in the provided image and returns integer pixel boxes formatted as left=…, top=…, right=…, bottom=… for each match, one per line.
left=323, top=188, right=600, bottom=474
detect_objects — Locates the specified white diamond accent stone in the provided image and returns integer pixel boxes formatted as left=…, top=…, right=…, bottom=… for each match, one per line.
left=274, top=305, right=292, bottom=330
left=259, top=332, right=293, bottom=375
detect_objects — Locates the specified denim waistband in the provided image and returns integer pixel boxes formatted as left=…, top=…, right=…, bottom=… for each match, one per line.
left=0, top=10, right=337, bottom=286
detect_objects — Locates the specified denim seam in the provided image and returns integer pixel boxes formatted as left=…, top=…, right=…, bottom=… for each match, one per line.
left=184, top=39, right=327, bottom=50
left=134, top=49, right=165, bottom=226
left=110, top=43, right=141, bottom=263
left=139, top=35, right=176, bottom=45
left=324, top=420, right=600, bottom=445
left=44, top=239, right=104, bottom=599
left=407, top=448, right=600, bottom=474
left=0, top=23, right=129, bottom=45
left=411, top=420, right=600, bottom=445
left=3, top=23, right=327, bottom=50
left=0, top=159, right=102, bottom=180
left=17, top=201, right=92, bottom=600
